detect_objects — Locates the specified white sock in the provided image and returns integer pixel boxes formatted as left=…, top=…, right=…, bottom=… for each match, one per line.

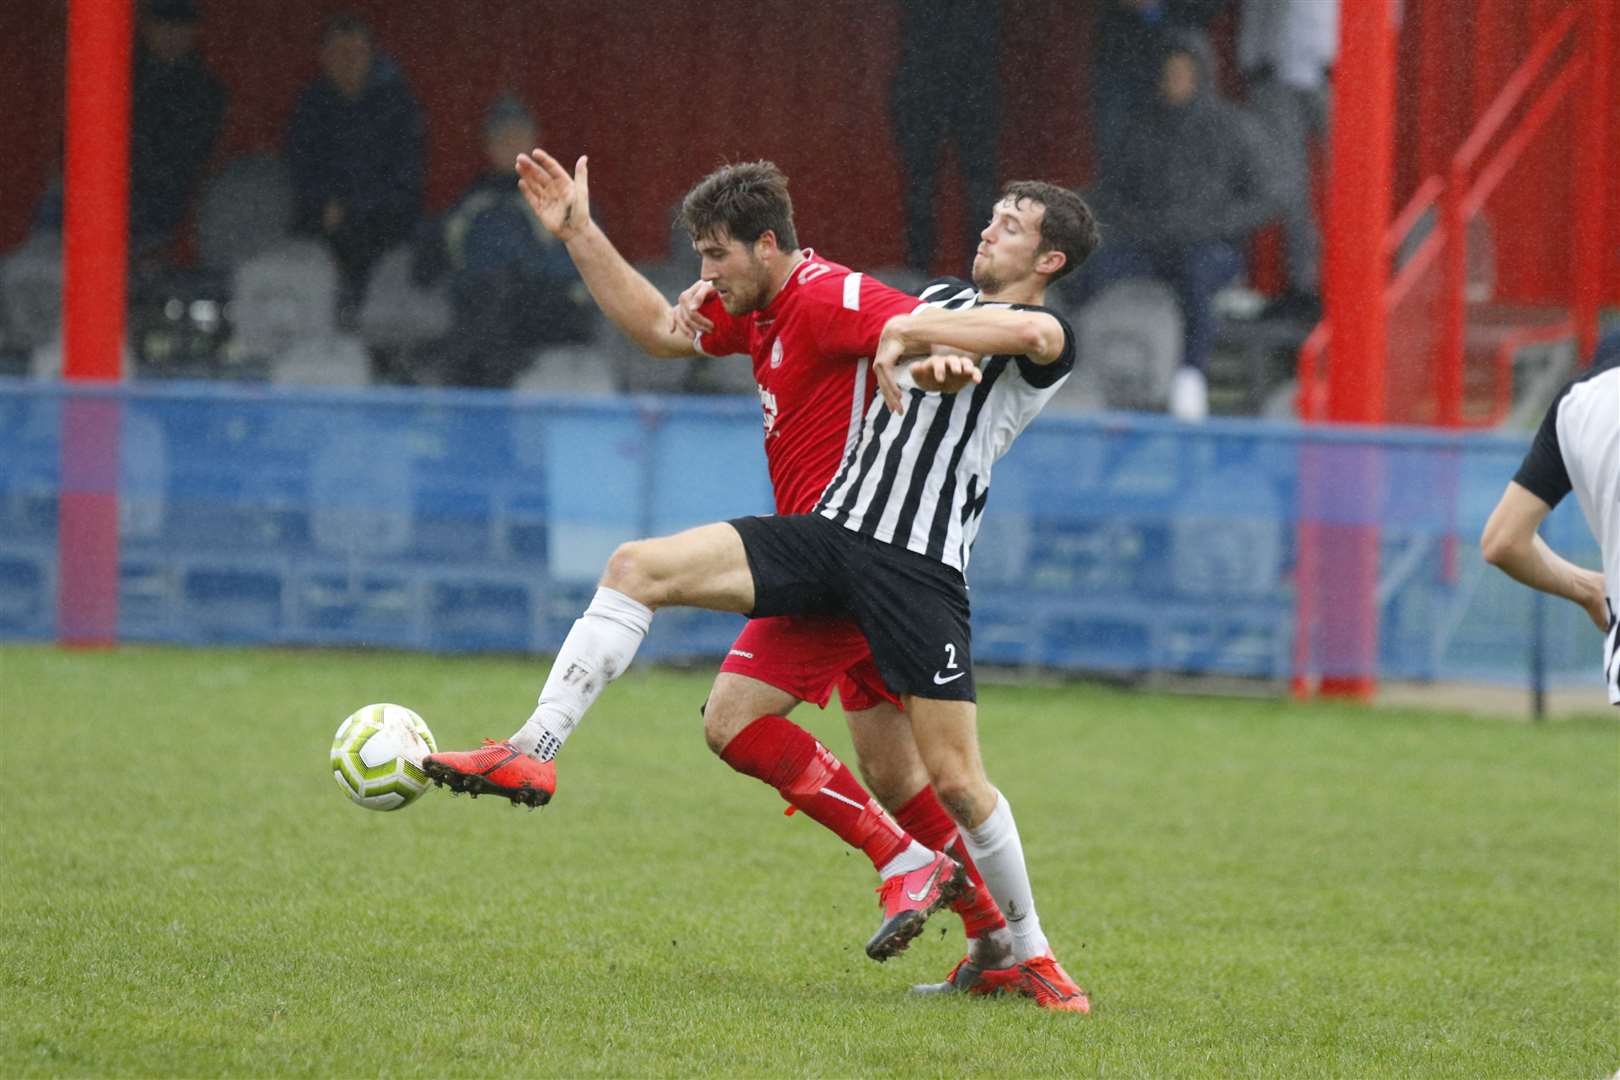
left=959, top=791, right=1050, bottom=963
left=877, top=840, right=935, bottom=881
left=509, top=587, right=652, bottom=761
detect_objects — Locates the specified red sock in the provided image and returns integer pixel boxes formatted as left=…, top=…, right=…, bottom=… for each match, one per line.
left=720, top=716, right=910, bottom=872
left=893, top=785, right=960, bottom=852
left=894, top=786, right=1007, bottom=938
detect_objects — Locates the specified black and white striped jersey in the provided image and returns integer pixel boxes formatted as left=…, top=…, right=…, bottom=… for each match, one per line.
left=1514, top=358, right=1620, bottom=704
left=812, top=277, right=1076, bottom=573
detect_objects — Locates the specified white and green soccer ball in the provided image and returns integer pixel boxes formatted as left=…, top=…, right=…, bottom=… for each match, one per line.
left=330, top=703, right=437, bottom=811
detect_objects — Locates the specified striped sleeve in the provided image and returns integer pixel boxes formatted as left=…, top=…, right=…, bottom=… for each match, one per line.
left=917, top=276, right=975, bottom=301
left=1008, top=305, right=1075, bottom=389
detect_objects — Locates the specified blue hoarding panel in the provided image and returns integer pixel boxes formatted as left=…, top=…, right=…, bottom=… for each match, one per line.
left=0, top=379, right=1600, bottom=693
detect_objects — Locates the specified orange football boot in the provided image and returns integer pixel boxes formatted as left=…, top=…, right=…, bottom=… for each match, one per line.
left=422, top=739, right=555, bottom=808
left=986, top=952, right=1091, bottom=1013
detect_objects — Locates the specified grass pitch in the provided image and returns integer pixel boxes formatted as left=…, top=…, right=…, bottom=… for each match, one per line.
left=1, top=644, right=1615, bottom=1078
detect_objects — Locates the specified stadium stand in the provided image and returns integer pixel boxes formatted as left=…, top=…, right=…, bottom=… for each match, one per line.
left=356, top=244, right=452, bottom=353
left=1056, top=278, right=1184, bottom=413
left=229, top=239, right=341, bottom=363
left=268, top=334, right=372, bottom=387
left=195, top=153, right=297, bottom=275
left=0, top=235, right=64, bottom=354
left=512, top=344, right=619, bottom=396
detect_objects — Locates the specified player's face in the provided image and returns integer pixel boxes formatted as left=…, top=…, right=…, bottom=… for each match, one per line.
left=972, top=198, right=1046, bottom=294
left=694, top=231, right=772, bottom=315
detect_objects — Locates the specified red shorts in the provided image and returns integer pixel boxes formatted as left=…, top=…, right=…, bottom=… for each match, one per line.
left=718, top=615, right=902, bottom=713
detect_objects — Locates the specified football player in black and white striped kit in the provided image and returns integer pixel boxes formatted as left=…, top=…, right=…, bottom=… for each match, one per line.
left=816, top=263, right=1073, bottom=574
left=1483, top=354, right=1618, bottom=704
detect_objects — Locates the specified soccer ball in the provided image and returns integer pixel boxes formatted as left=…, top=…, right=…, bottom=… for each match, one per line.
left=330, top=703, right=437, bottom=811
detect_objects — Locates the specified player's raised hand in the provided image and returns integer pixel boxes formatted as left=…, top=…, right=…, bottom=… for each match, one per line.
left=910, top=349, right=983, bottom=395
left=670, top=279, right=716, bottom=338
left=516, top=148, right=591, bottom=242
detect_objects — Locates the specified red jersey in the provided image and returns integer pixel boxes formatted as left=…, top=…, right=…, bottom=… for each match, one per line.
left=694, top=252, right=923, bottom=515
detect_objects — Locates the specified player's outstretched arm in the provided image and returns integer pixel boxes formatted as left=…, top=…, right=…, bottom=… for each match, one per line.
left=1481, top=481, right=1610, bottom=631
left=874, top=334, right=985, bottom=415
left=888, top=306, right=1064, bottom=363
left=516, top=149, right=696, bottom=359
left=871, top=306, right=1064, bottom=413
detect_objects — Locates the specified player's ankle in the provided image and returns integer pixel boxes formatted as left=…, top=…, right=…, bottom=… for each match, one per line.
left=510, top=709, right=567, bottom=762
left=959, top=904, right=1007, bottom=939
left=876, top=840, right=934, bottom=880
left=1009, top=924, right=1051, bottom=964
left=967, top=927, right=1014, bottom=969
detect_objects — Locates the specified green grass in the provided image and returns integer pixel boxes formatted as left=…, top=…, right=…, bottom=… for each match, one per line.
left=1, top=644, right=1615, bottom=1078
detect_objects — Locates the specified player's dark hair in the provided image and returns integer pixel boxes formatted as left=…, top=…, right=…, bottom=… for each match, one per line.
left=678, top=161, right=799, bottom=253
left=1000, top=181, right=1099, bottom=282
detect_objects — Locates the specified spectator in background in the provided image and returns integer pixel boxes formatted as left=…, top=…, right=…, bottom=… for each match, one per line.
left=30, top=0, right=225, bottom=258
left=1074, top=30, right=1282, bottom=420
left=1091, top=0, right=1228, bottom=176
left=410, top=95, right=591, bottom=388
left=1239, top=0, right=1337, bottom=322
left=286, top=11, right=424, bottom=306
left=130, top=0, right=225, bottom=260
left=890, top=0, right=1001, bottom=273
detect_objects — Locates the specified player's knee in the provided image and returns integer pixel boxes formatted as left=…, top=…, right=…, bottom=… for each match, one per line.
left=858, top=759, right=928, bottom=813
left=601, top=540, right=665, bottom=607
left=701, top=693, right=757, bottom=756
left=929, top=768, right=994, bottom=828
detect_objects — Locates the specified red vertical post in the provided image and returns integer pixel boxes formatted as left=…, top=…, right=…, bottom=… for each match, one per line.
left=58, top=0, right=133, bottom=646
left=1314, top=0, right=1398, bottom=700
left=1325, top=0, right=1397, bottom=425
left=1414, top=0, right=1454, bottom=185
left=1436, top=160, right=1468, bottom=426
left=1290, top=325, right=1329, bottom=697
left=1572, top=0, right=1612, bottom=362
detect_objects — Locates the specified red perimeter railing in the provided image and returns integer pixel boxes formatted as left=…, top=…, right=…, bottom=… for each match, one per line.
left=1435, top=4, right=1583, bottom=427
left=1291, top=2, right=1601, bottom=698
left=1294, top=174, right=1442, bottom=422
left=1297, top=2, right=1594, bottom=427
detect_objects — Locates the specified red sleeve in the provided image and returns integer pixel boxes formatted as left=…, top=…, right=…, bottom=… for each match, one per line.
left=694, top=294, right=750, bottom=357
left=803, top=272, right=924, bottom=359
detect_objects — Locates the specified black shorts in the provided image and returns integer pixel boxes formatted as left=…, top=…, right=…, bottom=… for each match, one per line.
left=729, top=513, right=975, bottom=702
